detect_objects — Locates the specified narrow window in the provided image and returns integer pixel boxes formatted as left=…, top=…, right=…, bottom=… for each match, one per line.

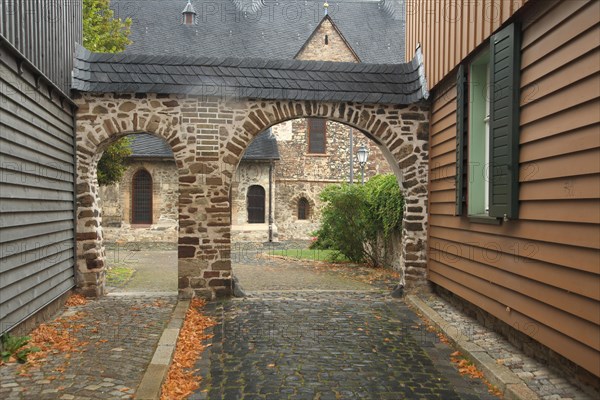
left=325, top=35, right=329, bottom=45
left=247, top=185, right=265, bottom=223
left=298, top=197, right=309, bottom=220
left=308, top=118, right=327, bottom=154
left=132, top=169, right=152, bottom=224
left=468, top=49, right=490, bottom=216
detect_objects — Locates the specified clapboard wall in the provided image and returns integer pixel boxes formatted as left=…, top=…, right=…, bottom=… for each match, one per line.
left=0, top=2, right=79, bottom=332
left=426, top=0, right=600, bottom=377
left=0, top=0, right=82, bottom=94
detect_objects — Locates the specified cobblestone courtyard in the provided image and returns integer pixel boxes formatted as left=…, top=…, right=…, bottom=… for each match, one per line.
left=1, top=246, right=592, bottom=399
left=187, top=249, right=499, bottom=399
left=191, top=291, right=499, bottom=400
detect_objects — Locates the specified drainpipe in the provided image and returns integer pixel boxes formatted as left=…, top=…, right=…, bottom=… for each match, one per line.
left=268, top=160, right=273, bottom=242
left=349, top=128, right=354, bottom=184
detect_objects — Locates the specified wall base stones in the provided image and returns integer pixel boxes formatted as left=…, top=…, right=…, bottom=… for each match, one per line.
left=75, top=93, right=429, bottom=299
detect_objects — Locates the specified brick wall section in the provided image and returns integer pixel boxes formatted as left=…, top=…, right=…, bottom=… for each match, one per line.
left=75, top=93, right=429, bottom=299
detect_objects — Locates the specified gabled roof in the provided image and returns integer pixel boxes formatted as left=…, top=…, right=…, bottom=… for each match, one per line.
left=243, top=129, right=280, bottom=160
left=294, top=14, right=361, bottom=62
left=109, top=0, right=405, bottom=64
left=129, top=134, right=174, bottom=158
left=72, top=45, right=426, bottom=105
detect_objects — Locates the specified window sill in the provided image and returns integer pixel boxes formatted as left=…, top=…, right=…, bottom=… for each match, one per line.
left=468, top=215, right=501, bottom=225
left=304, top=153, right=329, bottom=157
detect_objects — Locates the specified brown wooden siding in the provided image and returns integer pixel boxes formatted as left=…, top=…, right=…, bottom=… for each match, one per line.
left=406, top=0, right=530, bottom=89
left=426, top=0, right=600, bottom=376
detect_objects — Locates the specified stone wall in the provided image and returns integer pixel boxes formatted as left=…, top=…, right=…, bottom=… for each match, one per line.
left=268, top=119, right=392, bottom=240
left=98, top=158, right=178, bottom=243
left=295, top=17, right=359, bottom=63
left=75, top=93, right=430, bottom=299
left=231, top=160, right=276, bottom=242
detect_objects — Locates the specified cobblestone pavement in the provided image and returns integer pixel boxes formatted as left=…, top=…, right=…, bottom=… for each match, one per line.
left=190, top=291, right=500, bottom=400
left=419, top=294, right=597, bottom=400
left=0, top=295, right=177, bottom=399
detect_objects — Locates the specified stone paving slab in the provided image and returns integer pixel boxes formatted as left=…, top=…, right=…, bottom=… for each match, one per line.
left=189, top=291, right=501, bottom=400
left=0, top=294, right=177, bottom=399
left=410, top=293, right=597, bottom=400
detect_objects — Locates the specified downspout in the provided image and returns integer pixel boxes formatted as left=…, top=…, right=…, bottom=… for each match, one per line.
left=349, top=128, right=354, bottom=183
left=268, top=160, right=273, bottom=242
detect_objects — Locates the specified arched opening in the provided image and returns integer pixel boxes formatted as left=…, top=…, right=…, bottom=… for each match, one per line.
left=132, top=169, right=153, bottom=224
left=229, top=115, right=414, bottom=294
left=77, top=123, right=181, bottom=297
left=297, top=197, right=310, bottom=220
left=247, top=185, right=266, bottom=224
left=75, top=95, right=428, bottom=299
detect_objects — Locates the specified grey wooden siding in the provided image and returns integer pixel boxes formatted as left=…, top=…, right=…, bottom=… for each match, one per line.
left=0, top=0, right=82, bottom=94
left=0, top=37, right=77, bottom=333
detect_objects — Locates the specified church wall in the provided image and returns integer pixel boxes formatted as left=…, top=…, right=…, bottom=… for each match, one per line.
left=98, top=158, right=179, bottom=243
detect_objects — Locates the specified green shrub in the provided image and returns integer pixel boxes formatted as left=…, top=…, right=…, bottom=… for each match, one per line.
left=311, top=174, right=403, bottom=266
left=0, top=333, right=40, bottom=363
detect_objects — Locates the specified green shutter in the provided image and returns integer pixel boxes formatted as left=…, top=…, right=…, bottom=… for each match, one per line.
left=455, top=64, right=467, bottom=216
left=489, top=23, right=521, bottom=219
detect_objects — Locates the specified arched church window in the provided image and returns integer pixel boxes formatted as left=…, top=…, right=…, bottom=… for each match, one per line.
left=132, top=169, right=153, bottom=224
left=247, top=185, right=265, bottom=223
left=298, top=197, right=310, bottom=220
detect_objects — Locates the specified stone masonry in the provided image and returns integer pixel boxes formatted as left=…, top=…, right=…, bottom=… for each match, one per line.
left=99, top=158, right=179, bottom=243
left=269, top=119, right=392, bottom=240
left=75, top=94, right=430, bottom=299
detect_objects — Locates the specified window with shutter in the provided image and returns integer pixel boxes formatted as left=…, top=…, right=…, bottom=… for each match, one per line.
left=132, top=169, right=153, bottom=224
left=489, top=23, right=521, bottom=220
left=308, top=118, right=327, bottom=154
left=459, top=22, right=521, bottom=221
left=247, top=185, right=266, bottom=223
left=455, top=64, right=467, bottom=216
left=468, top=49, right=491, bottom=216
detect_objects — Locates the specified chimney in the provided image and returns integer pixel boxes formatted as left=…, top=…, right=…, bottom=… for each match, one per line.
left=182, top=1, right=196, bottom=25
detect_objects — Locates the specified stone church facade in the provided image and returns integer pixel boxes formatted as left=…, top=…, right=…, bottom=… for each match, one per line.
left=99, top=2, right=398, bottom=244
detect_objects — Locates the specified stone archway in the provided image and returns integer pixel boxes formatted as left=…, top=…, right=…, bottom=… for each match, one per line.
left=75, top=98, right=189, bottom=297
left=75, top=94, right=429, bottom=299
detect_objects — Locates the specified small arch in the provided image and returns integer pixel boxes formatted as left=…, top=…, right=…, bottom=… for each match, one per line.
left=132, top=169, right=153, bottom=224
left=297, top=197, right=310, bottom=220
left=247, top=185, right=266, bottom=223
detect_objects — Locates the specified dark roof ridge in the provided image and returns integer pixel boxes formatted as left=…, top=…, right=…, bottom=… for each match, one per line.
left=75, top=45, right=414, bottom=75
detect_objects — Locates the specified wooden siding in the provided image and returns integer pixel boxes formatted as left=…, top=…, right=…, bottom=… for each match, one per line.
left=427, top=0, right=600, bottom=376
left=0, top=0, right=82, bottom=93
left=0, top=39, right=76, bottom=333
left=405, top=0, right=530, bottom=89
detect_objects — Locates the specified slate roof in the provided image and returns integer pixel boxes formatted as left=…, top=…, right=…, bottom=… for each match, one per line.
left=72, top=45, right=426, bottom=105
left=243, top=129, right=280, bottom=160
left=110, top=0, right=405, bottom=64
left=129, top=133, right=175, bottom=158
left=127, top=129, right=278, bottom=160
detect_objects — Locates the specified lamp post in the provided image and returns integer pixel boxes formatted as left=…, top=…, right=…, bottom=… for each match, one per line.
left=357, top=145, right=369, bottom=185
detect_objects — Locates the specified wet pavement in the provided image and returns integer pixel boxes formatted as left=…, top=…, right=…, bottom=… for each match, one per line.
left=190, top=292, right=499, bottom=400
left=188, top=249, right=500, bottom=400
left=0, top=295, right=177, bottom=399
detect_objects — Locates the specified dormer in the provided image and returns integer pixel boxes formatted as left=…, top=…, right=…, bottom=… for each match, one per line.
left=182, top=1, right=196, bottom=25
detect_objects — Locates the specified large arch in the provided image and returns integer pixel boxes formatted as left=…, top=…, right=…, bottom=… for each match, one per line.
left=75, top=94, right=429, bottom=298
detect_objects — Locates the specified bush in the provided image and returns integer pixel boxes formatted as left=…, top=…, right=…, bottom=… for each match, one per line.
left=97, top=137, right=132, bottom=186
left=311, top=174, right=403, bottom=266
